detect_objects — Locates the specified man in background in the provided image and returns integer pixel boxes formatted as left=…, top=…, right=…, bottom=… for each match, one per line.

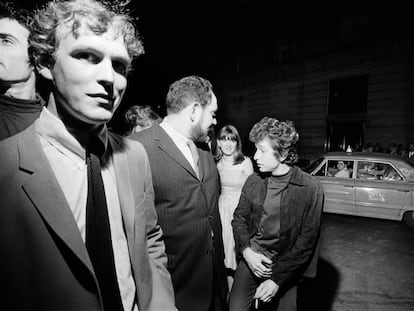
left=0, top=0, right=175, bottom=310
left=0, top=2, right=43, bottom=140
left=334, top=161, right=351, bottom=178
left=130, top=75, right=228, bottom=311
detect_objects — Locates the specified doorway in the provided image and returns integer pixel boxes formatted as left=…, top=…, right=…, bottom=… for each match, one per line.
left=327, top=121, right=364, bottom=152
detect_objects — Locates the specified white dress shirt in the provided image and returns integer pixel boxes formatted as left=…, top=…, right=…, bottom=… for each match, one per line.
left=36, top=108, right=137, bottom=311
left=160, top=120, right=198, bottom=172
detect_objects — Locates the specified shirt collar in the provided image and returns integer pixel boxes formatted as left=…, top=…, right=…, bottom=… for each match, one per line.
left=160, top=119, right=190, bottom=146
left=263, top=166, right=305, bottom=187
left=36, top=107, right=108, bottom=160
left=286, top=166, right=304, bottom=186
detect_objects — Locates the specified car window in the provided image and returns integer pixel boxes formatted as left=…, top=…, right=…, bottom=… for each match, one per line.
left=304, top=157, right=324, bottom=174
left=326, top=160, right=353, bottom=178
left=314, top=162, right=327, bottom=176
left=357, top=161, right=382, bottom=180
left=381, top=164, right=403, bottom=181
left=356, top=161, right=402, bottom=181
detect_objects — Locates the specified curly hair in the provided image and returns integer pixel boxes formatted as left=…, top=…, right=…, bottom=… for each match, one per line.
left=124, top=105, right=161, bottom=133
left=166, top=75, right=213, bottom=114
left=215, top=125, right=245, bottom=164
left=0, top=2, right=31, bottom=29
left=249, top=117, right=299, bottom=165
left=29, top=0, right=144, bottom=71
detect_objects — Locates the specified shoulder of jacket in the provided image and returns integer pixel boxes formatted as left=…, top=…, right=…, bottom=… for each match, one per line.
left=127, top=125, right=155, bottom=141
left=245, top=173, right=265, bottom=187
left=297, top=168, right=323, bottom=190
left=110, top=133, right=147, bottom=159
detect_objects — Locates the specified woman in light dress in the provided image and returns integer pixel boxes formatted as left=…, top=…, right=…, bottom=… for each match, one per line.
left=216, top=125, right=254, bottom=290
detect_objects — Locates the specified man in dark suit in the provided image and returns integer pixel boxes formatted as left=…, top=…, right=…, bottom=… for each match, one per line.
left=130, top=75, right=228, bottom=311
left=0, top=0, right=176, bottom=310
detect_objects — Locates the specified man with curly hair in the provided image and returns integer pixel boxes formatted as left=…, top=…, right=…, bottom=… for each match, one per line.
left=0, top=2, right=43, bottom=140
left=229, top=117, right=323, bottom=311
left=124, top=105, right=162, bottom=135
left=0, top=0, right=176, bottom=310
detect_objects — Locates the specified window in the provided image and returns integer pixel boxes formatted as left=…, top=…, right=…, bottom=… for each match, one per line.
left=314, top=159, right=353, bottom=178
left=382, top=165, right=403, bottom=181
left=314, top=162, right=327, bottom=177
left=356, top=161, right=402, bottom=181
left=328, top=75, right=368, bottom=114
left=305, top=158, right=325, bottom=174
left=327, top=160, right=353, bottom=178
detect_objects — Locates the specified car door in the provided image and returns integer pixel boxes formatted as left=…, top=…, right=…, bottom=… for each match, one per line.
left=355, top=161, right=411, bottom=220
left=314, top=159, right=356, bottom=215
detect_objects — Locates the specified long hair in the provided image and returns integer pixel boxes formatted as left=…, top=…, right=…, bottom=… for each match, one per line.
left=215, top=125, right=245, bottom=164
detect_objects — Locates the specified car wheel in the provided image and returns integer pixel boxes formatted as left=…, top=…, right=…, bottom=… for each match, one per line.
left=403, top=211, right=414, bottom=229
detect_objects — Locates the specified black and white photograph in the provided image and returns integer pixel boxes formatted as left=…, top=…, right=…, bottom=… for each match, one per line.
left=1, top=0, right=413, bottom=310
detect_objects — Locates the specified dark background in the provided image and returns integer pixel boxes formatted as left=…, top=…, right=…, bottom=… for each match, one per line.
left=16, top=0, right=411, bottom=135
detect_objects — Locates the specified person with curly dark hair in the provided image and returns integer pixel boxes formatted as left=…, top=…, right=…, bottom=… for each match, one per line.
left=124, top=104, right=161, bottom=135
left=229, top=117, right=323, bottom=311
left=0, top=2, right=43, bottom=140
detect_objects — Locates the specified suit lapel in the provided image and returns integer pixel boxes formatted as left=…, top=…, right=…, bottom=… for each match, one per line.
left=197, top=148, right=209, bottom=181
left=153, top=125, right=199, bottom=179
left=109, top=135, right=136, bottom=263
left=18, top=128, right=94, bottom=274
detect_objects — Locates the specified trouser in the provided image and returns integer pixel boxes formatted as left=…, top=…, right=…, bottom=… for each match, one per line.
left=229, top=260, right=297, bottom=311
left=209, top=237, right=228, bottom=311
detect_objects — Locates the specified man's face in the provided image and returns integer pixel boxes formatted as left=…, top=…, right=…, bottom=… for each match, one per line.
left=191, top=92, right=218, bottom=141
left=254, top=137, right=282, bottom=173
left=337, top=161, right=345, bottom=170
left=0, top=18, right=32, bottom=84
left=43, top=25, right=131, bottom=125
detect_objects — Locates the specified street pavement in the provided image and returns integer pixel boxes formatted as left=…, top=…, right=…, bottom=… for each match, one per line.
left=299, top=213, right=414, bottom=311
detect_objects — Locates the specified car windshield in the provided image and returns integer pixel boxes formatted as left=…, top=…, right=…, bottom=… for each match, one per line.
left=304, top=157, right=324, bottom=173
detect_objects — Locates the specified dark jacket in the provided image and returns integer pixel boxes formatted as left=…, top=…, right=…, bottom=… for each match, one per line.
left=0, top=94, right=44, bottom=141
left=232, top=166, right=324, bottom=288
left=130, top=124, right=227, bottom=311
left=0, top=123, right=176, bottom=310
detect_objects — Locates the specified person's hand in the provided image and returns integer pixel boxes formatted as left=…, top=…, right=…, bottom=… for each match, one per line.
left=242, top=247, right=272, bottom=279
left=254, top=279, right=279, bottom=303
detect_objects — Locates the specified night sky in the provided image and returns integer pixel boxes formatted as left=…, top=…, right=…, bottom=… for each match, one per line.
left=16, top=0, right=411, bottom=133
left=115, top=0, right=410, bottom=132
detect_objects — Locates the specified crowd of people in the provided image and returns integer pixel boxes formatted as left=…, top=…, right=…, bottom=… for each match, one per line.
left=352, top=142, right=414, bottom=159
left=0, top=1, right=323, bottom=310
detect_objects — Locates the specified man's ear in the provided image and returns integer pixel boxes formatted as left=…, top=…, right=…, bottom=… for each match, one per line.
left=36, top=64, right=53, bottom=81
left=189, top=102, right=202, bottom=123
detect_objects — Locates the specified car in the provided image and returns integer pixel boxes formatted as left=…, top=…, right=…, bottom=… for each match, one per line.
left=304, top=152, right=414, bottom=226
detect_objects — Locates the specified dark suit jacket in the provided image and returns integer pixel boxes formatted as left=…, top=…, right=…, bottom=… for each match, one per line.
left=130, top=124, right=227, bottom=311
left=0, top=123, right=176, bottom=311
left=232, top=167, right=323, bottom=290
